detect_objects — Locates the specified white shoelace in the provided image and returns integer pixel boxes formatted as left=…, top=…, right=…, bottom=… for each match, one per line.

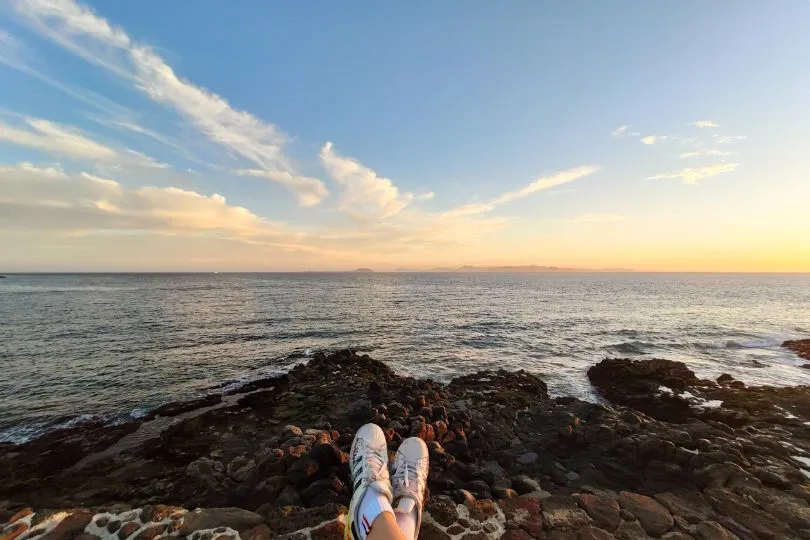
left=394, top=458, right=427, bottom=494
left=356, top=441, right=387, bottom=481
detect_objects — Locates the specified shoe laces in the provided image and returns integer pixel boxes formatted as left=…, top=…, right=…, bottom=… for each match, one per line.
left=394, top=457, right=427, bottom=492
left=358, top=440, right=388, bottom=482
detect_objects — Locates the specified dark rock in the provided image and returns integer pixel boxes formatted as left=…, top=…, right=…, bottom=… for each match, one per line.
left=704, top=488, right=792, bottom=539
left=618, top=491, right=674, bottom=537
left=178, top=508, right=263, bottom=535
left=425, top=496, right=459, bottom=527
left=107, top=520, right=122, bottom=533
left=309, top=442, right=346, bottom=468
left=695, top=521, right=737, bottom=540
left=154, top=395, right=222, bottom=417
left=286, top=456, right=320, bottom=487
left=784, top=339, right=810, bottom=361
left=654, top=493, right=715, bottom=524
left=579, top=527, right=617, bottom=540
left=275, top=486, right=302, bottom=507
left=134, top=524, right=167, bottom=540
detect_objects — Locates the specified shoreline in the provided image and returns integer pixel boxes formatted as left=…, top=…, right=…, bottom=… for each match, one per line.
left=3, top=342, right=810, bottom=538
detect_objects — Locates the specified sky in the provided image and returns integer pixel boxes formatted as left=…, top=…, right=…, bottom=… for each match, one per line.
left=0, top=1, right=809, bottom=272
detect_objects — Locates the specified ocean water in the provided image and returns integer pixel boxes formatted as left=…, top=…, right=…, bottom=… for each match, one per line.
left=1, top=272, right=809, bottom=443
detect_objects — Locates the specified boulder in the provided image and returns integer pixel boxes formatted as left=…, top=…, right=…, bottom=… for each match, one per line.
left=618, top=491, right=674, bottom=537
left=178, top=508, right=264, bottom=535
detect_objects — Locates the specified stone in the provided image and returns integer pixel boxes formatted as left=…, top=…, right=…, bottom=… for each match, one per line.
left=117, top=522, right=140, bottom=540
left=281, top=425, right=303, bottom=439
left=286, top=456, right=320, bottom=486
left=654, top=493, right=715, bottom=525
left=240, top=524, right=271, bottom=540
left=0, top=523, right=28, bottom=540
left=420, top=521, right=451, bottom=540
left=580, top=527, right=617, bottom=540
left=501, top=530, right=533, bottom=540
left=542, top=496, right=589, bottom=531
left=517, top=452, right=538, bottom=465
left=425, top=496, right=459, bottom=527
left=185, top=458, right=225, bottom=489
left=39, top=511, right=93, bottom=540
left=575, top=493, right=621, bottom=531
left=310, top=441, right=346, bottom=467
left=499, top=496, right=543, bottom=537
left=661, top=533, right=694, bottom=540
left=107, top=520, right=122, bottom=533
left=310, top=519, right=345, bottom=540
left=178, top=508, right=263, bottom=535
left=275, top=486, right=302, bottom=507
left=704, top=488, right=792, bottom=539
left=6, top=508, right=33, bottom=524
left=618, top=491, right=674, bottom=537
left=74, top=535, right=100, bottom=540
left=94, top=517, right=109, bottom=528
left=695, top=521, right=737, bottom=540
left=226, top=456, right=256, bottom=482
left=511, top=475, right=542, bottom=495
left=133, top=525, right=167, bottom=540
left=262, top=504, right=346, bottom=536
left=615, top=519, right=647, bottom=540
left=465, top=500, right=498, bottom=522
left=140, top=505, right=182, bottom=523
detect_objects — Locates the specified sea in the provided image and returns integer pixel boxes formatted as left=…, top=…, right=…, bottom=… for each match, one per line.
left=1, top=272, right=809, bottom=444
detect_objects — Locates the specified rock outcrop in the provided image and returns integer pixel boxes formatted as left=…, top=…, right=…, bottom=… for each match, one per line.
left=3, top=349, right=810, bottom=538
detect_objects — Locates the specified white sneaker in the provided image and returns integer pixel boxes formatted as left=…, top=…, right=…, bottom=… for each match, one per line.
left=347, top=423, right=393, bottom=540
left=391, top=437, right=429, bottom=537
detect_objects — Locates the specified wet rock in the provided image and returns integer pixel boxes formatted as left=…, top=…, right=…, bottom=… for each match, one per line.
left=226, top=456, right=256, bottom=483
left=580, top=527, right=617, bottom=540
left=286, top=456, right=320, bottom=487
left=575, top=493, right=621, bottom=531
left=178, top=508, right=263, bottom=535
left=618, top=491, right=674, bottom=537
left=275, top=486, right=302, bottom=507
left=186, top=458, right=225, bottom=489
left=784, top=339, right=810, bottom=361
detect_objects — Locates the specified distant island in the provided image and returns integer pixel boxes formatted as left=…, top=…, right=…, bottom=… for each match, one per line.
left=397, top=265, right=634, bottom=273
left=353, top=268, right=375, bottom=272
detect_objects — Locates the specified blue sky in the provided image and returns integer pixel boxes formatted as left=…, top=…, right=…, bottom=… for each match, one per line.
left=1, top=1, right=808, bottom=271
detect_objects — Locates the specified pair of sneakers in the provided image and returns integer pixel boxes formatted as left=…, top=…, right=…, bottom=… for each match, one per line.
left=347, top=423, right=429, bottom=540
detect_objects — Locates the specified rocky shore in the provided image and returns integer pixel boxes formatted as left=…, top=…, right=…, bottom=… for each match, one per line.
left=3, top=341, right=810, bottom=539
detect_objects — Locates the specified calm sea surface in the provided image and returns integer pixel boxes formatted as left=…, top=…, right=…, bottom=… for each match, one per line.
left=1, top=272, right=809, bottom=443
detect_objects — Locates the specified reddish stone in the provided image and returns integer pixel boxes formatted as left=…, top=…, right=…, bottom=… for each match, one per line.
left=133, top=524, right=167, bottom=540
left=74, top=535, right=101, bottom=540
left=6, top=508, right=33, bottom=524
left=240, top=524, right=271, bottom=540
left=465, top=500, right=498, bottom=522
left=499, top=497, right=543, bottom=537
left=618, top=491, right=673, bottom=537
left=419, top=521, right=451, bottom=540
left=579, top=527, right=616, bottom=540
left=310, top=520, right=344, bottom=540
left=39, top=511, right=94, bottom=540
left=0, top=523, right=28, bottom=540
left=574, top=493, right=620, bottom=531
left=117, top=521, right=140, bottom=540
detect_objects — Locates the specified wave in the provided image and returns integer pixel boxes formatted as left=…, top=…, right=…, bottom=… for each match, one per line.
left=606, top=341, right=657, bottom=355
left=725, top=339, right=783, bottom=349
left=0, top=413, right=102, bottom=445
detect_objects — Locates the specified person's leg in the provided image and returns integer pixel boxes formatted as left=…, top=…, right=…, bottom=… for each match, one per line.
left=391, top=437, right=429, bottom=540
left=347, top=423, right=398, bottom=540
left=366, top=512, right=407, bottom=540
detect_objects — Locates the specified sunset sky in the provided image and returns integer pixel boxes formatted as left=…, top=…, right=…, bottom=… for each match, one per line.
left=1, top=1, right=808, bottom=272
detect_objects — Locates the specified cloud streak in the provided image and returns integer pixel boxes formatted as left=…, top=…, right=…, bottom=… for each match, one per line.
left=0, top=116, right=167, bottom=168
left=647, top=163, right=739, bottom=184
left=319, top=142, right=417, bottom=218
left=442, top=165, right=598, bottom=218
left=689, top=120, right=719, bottom=128
left=11, top=0, right=328, bottom=206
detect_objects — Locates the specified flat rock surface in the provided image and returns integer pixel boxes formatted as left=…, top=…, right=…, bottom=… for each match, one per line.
left=3, top=349, right=810, bottom=538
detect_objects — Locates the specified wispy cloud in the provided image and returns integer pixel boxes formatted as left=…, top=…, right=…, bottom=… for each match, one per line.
left=319, top=142, right=417, bottom=218
left=714, top=134, right=747, bottom=144
left=689, top=120, right=719, bottom=129
left=647, top=163, right=739, bottom=184
left=0, top=116, right=167, bottom=168
left=234, top=169, right=328, bottom=208
left=442, top=166, right=598, bottom=218
left=611, top=125, right=640, bottom=138
left=641, top=135, right=669, bottom=145
left=0, top=162, right=286, bottom=235
left=679, top=149, right=738, bottom=159
left=11, top=0, right=327, bottom=206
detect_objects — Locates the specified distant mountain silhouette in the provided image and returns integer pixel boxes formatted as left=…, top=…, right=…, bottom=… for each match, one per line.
left=396, top=265, right=634, bottom=273
left=353, top=268, right=375, bottom=272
